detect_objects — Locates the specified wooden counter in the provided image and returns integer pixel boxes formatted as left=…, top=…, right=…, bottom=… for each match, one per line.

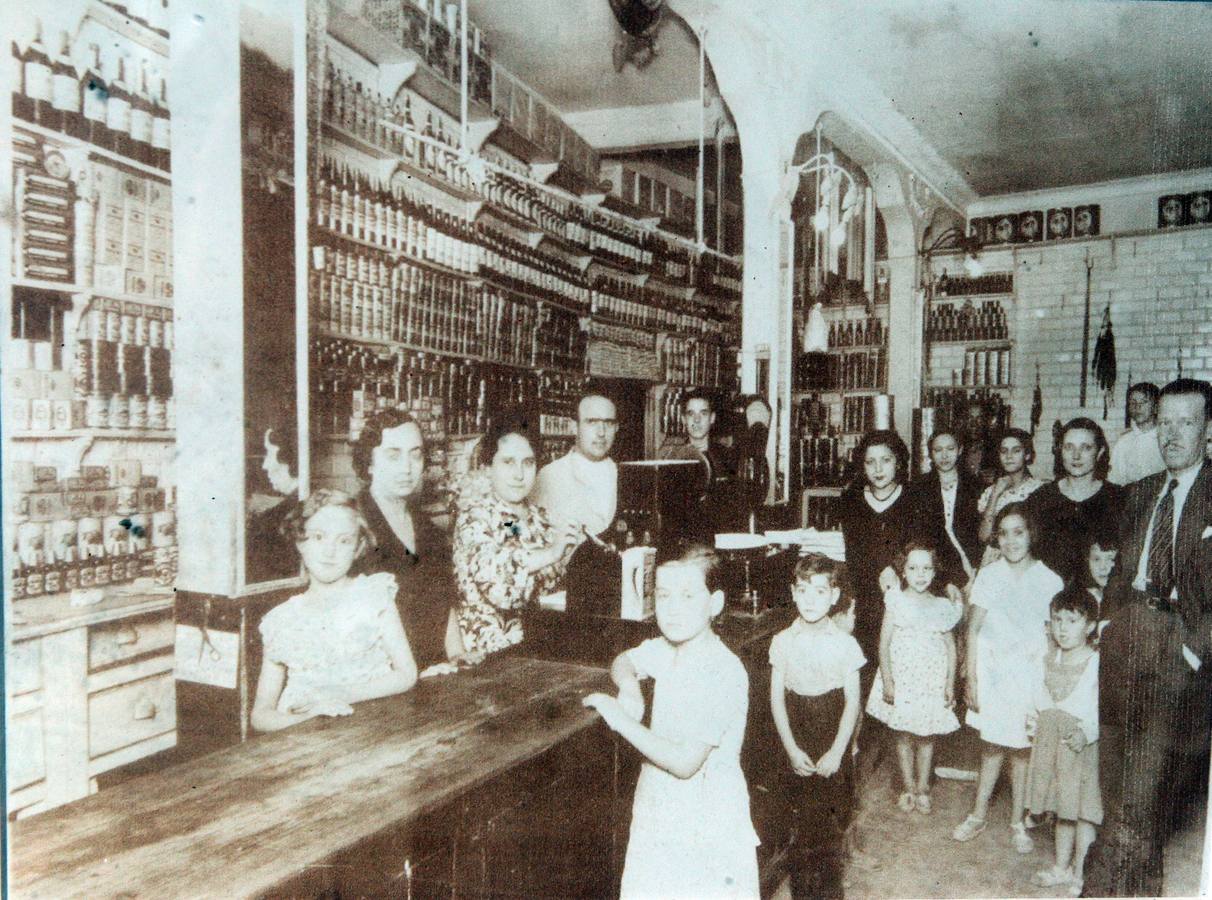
left=10, top=655, right=616, bottom=899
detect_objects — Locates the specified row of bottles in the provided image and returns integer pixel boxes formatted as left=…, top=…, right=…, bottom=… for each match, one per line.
left=76, top=298, right=175, bottom=431
left=658, top=387, right=691, bottom=439
left=311, top=241, right=586, bottom=370
left=927, top=298, right=1009, bottom=343
left=934, top=270, right=1013, bottom=297
left=798, top=435, right=850, bottom=489
left=828, top=315, right=885, bottom=348
left=320, top=63, right=721, bottom=290
left=922, top=387, right=1012, bottom=434
left=795, top=348, right=887, bottom=392
left=11, top=463, right=175, bottom=600
left=12, top=19, right=171, bottom=170
left=311, top=336, right=586, bottom=443
left=660, top=335, right=734, bottom=389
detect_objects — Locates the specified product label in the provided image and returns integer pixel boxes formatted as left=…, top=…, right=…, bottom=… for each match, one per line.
left=24, top=62, right=52, bottom=101
left=53, top=73, right=80, bottom=112
left=106, top=96, right=131, bottom=133
left=130, top=108, right=152, bottom=143
left=83, top=80, right=107, bottom=122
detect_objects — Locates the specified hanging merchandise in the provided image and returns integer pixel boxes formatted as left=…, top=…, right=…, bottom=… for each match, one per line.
left=1030, top=363, right=1043, bottom=436
left=1124, top=367, right=1132, bottom=429
left=803, top=302, right=828, bottom=352
left=1091, top=306, right=1116, bottom=420
left=1078, top=253, right=1093, bottom=406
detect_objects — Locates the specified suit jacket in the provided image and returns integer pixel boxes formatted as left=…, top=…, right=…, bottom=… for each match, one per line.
left=908, top=469, right=983, bottom=584
left=1105, top=460, right=1212, bottom=662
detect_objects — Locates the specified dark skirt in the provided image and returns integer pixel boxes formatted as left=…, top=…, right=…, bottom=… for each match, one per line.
left=785, top=688, right=853, bottom=899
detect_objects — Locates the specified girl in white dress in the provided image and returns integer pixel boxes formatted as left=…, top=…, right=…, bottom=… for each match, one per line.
left=953, top=502, right=1063, bottom=854
left=584, top=545, right=758, bottom=900
left=251, top=489, right=418, bottom=732
left=866, top=542, right=961, bottom=814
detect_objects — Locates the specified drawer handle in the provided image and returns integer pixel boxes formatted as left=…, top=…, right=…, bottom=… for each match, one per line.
left=133, top=698, right=158, bottom=721
left=115, top=627, right=140, bottom=646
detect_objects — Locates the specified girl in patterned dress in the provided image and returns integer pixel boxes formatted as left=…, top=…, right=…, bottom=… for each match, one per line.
left=866, top=541, right=961, bottom=814
left=1026, top=587, right=1101, bottom=894
left=251, top=490, right=418, bottom=732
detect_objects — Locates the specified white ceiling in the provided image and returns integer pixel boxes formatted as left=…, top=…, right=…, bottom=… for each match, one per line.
left=466, top=0, right=1212, bottom=198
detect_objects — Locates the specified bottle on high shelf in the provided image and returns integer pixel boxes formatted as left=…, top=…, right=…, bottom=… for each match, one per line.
left=151, top=69, right=171, bottom=171
left=20, top=19, right=53, bottom=127
left=80, top=44, right=111, bottom=149
left=128, top=59, right=155, bottom=165
left=105, top=55, right=133, bottom=159
left=51, top=31, right=84, bottom=139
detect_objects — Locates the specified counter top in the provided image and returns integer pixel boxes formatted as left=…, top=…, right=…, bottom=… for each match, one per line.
left=9, top=580, right=175, bottom=641
left=9, top=655, right=610, bottom=900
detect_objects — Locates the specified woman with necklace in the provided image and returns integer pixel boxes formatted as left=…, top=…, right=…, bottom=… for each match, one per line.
left=839, top=430, right=920, bottom=696
left=1024, top=417, right=1123, bottom=584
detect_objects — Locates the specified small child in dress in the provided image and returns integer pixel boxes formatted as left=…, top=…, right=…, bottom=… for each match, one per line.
left=953, top=502, right=1064, bottom=854
left=583, top=545, right=758, bottom=899
left=865, top=541, right=961, bottom=814
left=770, top=554, right=865, bottom=899
left=251, top=490, right=418, bottom=732
left=1025, top=588, right=1101, bottom=895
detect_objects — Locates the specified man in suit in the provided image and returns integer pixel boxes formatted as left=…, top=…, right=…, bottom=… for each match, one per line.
left=1083, top=378, right=1212, bottom=896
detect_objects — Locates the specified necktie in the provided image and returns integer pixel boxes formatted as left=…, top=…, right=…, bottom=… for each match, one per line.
left=1146, top=478, right=1179, bottom=598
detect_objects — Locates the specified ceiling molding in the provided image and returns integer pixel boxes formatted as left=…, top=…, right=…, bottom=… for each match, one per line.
left=563, top=99, right=736, bottom=152
left=967, top=166, right=1212, bottom=218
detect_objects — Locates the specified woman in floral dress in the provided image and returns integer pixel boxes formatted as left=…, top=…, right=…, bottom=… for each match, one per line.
left=452, top=410, right=581, bottom=654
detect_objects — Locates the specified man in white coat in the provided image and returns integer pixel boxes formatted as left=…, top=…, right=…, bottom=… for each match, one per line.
left=532, top=393, right=619, bottom=553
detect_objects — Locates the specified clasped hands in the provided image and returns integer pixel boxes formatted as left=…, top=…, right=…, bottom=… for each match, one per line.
left=583, top=686, right=645, bottom=731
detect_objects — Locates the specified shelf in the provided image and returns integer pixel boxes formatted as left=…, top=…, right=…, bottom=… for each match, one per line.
left=489, top=119, right=557, bottom=167
left=927, top=338, right=1012, bottom=349
left=794, top=388, right=885, bottom=397
left=15, top=121, right=170, bottom=182
left=931, top=292, right=1013, bottom=302
left=311, top=223, right=481, bottom=283
left=539, top=159, right=607, bottom=198
left=927, top=383, right=1014, bottom=392
left=820, top=345, right=887, bottom=354
left=587, top=258, right=649, bottom=286
left=9, top=428, right=175, bottom=441
left=314, top=326, right=584, bottom=377
left=83, top=1, right=169, bottom=57
left=11, top=280, right=174, bottom=311
left=322, top=121, right=481, bottom=205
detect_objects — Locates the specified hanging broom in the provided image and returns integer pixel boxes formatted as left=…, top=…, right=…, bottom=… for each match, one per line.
left=1091, top=306, right=1116, bottom=420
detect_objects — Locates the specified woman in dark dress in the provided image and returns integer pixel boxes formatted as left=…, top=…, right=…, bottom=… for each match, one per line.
left=1024, top=417, right=1124, bottom=584
left=838, top=430, right=919, bottom=687
left=351, top=408, right=463, bottom=670
left=909, top=427, right=983, bottom=588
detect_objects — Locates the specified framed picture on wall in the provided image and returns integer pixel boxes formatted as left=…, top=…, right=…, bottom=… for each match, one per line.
left=1074, top=204, right=1100, bottom=237
left=1187, top=191, right=1211, bottom=226
left=1159, top=194, right=1187, bottom=228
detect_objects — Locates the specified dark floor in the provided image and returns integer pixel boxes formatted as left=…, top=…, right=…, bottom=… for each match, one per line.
left=774, top=753, right=1208, bottom=899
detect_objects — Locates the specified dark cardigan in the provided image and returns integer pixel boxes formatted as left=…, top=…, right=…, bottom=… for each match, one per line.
left=907, top=468, right=983, bottom=583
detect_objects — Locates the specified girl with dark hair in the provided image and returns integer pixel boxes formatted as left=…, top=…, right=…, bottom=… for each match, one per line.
left=1024, top=418, right=1123, bottom=583
left=976, top=428, right=1043, bottom=549
left=910, top=428, right=983, bottom=584
left=838, top=430, right=917, bottom=690
left=452, top=409, right=581, bottom=654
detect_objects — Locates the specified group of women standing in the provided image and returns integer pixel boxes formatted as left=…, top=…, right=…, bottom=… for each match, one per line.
left=839, top=417, right=1122, bottom=675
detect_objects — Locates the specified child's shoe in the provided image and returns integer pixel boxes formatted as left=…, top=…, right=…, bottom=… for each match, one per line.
left=952, top=815, right=987, bottom=841
left=897, top=791, right=916, bottom=812
left=1011, top=821, right=1035, bottom=854
left=1031, top=865, right=1074, bottom=887
left=915, top=793, right=932, bottom=814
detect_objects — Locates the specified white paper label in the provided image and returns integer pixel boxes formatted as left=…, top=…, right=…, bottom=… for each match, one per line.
left=24, top=62, right=52, bottom=101
left=106, top=96, right=130, bottom=132
left=130, top=108, right=152, bottom=143
left=52, top=73, right=80, bottom=112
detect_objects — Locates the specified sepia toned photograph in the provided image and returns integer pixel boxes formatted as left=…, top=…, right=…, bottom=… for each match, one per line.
left=4, top=0, right=1212, bottom=897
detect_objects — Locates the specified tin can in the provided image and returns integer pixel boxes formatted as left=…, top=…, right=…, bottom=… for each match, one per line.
left=79, top=563, right=96, bottom=588
left=109, top=392, right=130, bottom=428
left=129, top=393, right=148, bottom=428
left=104, top=515, right=130, bottom=558
left=63, top=563, right=80, bottom=591
left=25, top=565, right=45, bottom=597
left=148, top=316, right=164, bottom=348
left=78, top=516, right=104, bottom=559
left=120, top=312, right=135, bottom=344
left=87, top=392, right=110, bottom=428
left=105, top=309, right=122, bottom=342
left=93, top=560, right=110, bottom=586
left=16, top=520, right=47, bottom=568
left=52, top=518, right=78, bottom=563
left=152, top=509, right=176, bottom=548
left=44, top=565, right=62, bottom=594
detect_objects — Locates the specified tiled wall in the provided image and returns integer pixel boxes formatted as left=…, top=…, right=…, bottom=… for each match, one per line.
left=959, top=226, right=1212, bottom=468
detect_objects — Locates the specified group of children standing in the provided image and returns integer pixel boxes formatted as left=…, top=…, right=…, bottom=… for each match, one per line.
left=592, top=507, right=1115, bottom=899
left=248, top=461, right=1114, bottom=899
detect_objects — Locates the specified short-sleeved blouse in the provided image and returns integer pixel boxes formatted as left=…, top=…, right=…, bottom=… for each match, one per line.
left=769, top=617, right=866, bottom=697
left=452, top=472, right=561, bottom=654
left=978, top=476, right=1044, bottom=516
left=969, top=558, right=1061, bottom=654
left=259, top=572, right=402, bottom=711
left=885, top=585, right=963, bottom=633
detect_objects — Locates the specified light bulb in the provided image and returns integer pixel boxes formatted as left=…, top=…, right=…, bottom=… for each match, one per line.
left=812, top=207, right=830, bottom=232
left=830, top=223, right=848, bottom=246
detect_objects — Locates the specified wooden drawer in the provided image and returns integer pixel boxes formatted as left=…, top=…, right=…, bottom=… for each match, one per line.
left=88, top=669, right=177, bottom=759
left=88, top=612, right=175, bottom=671
left=10, top=639, right=42, bottom=695
left=8, top=705, right=46, bottom=790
